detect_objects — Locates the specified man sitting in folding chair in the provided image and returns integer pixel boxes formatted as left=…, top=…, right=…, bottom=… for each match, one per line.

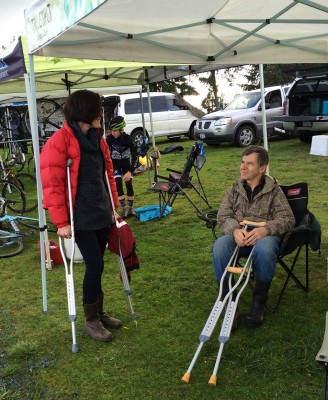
left=212, top=145, right=295, bottom=328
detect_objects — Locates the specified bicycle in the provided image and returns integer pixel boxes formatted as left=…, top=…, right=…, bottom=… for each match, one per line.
left=0, top=179, right=26, bottom=214
left=0, top=198, right=56, bottom=258
left=23, top=99, right=65, bottom=138
left=0, top=106, right=21, bottom=132
left=2, top=140, right=27, bottom=172
left=0, top=154, right=37, bottom=213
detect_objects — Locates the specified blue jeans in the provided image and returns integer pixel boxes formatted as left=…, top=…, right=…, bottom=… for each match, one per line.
left=212, top=234, right=282, bottom=283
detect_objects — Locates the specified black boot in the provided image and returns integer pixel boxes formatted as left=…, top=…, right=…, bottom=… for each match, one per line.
left=245, top=279, right=272, bottom=328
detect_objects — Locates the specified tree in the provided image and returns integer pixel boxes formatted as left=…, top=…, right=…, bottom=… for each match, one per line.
left=239, top=64, right=325, bottom=90
left=198, top=68, right=245, bottom=113
left=199, top=70, right=220, bottom=113
left=147, top=77, right=199, bottom=96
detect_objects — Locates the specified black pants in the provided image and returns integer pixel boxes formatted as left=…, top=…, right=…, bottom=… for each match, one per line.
left=115, top=176, right=134, bottom=197
left=75, top=227, right=110, bottom=305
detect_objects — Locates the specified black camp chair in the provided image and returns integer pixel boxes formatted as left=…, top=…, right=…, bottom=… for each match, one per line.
left=148, top=142, right=211, bottom=219
left=266, top=182, right=312, bottom=312
left=199, top=181, right=320, bottom=313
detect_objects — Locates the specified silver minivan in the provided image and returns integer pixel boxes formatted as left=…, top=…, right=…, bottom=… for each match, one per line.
left=194, top=85, right=290, bottom=147
left=103, top=92, right=198, bottom=146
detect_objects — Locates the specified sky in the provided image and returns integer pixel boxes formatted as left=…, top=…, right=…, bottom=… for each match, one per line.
left=0, top=0, right=34, bottom=50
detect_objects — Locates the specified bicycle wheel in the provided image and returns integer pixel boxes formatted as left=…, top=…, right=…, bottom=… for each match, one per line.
left=0, top=180, right=26, bottom=214
left=24, top=99, right=64, bottom=136
left=0, top=234, right=24, bottom=258
left=15, top=173, right=37, bottom=212
left=15, top=216, right=57, bottom=233
left=27, top=156, right=35, bottom=174
left=0, top=106, right=21, bottom=131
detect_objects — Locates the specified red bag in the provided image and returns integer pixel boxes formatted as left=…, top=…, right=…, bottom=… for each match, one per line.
left=108, top=216, right=140, bottom=280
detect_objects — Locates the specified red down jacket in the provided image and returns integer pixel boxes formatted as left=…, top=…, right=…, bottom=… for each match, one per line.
left=40, top=121, right=119, bottom=228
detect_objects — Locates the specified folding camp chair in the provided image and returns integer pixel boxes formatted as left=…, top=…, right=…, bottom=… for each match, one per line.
left=270, top=181, right=313, bottom=312
left=148, top=142, right=211, bottom=219
left=198, top=181, right=319, bottom=313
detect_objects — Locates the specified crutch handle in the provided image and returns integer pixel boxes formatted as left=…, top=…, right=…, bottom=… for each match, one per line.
left=226, top=266, right=249, bottom=274
left=240, top=219, right=266, bottom=227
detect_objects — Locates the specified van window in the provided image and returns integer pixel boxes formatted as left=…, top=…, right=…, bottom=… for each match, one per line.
left=167, top=97, right=189, bottom=111
left=124, top=96, right=167, bottom=114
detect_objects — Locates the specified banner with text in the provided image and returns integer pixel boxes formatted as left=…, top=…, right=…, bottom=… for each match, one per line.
left=25, top=0, right=107, bottom=54
left=0, top=37, right=27, bottom=83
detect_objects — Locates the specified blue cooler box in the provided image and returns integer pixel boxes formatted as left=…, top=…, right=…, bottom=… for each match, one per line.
left=322, top=100, right=328, bottom=115
left=134, top=204, right=172, bottom=221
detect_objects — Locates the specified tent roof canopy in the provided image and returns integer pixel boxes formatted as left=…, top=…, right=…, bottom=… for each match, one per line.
left=0, top=36, right=237, bottom=103
left=31, top=0, right=328, bottom=64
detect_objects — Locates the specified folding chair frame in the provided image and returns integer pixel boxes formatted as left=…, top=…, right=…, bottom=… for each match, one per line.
left=148, top=143, right=211, bottom=218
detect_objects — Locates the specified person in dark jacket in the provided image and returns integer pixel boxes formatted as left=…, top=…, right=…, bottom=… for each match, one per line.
left=212, top=145, right=295, bottom=328
left=40, top=90, right=122, bottom=343
left=106, top=116, right=138, bottom=218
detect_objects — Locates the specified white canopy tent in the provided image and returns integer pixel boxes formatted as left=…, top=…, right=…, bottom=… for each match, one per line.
left=29, top=0, right=328, bottom=64
left=23, top=0, right=328, bottom=312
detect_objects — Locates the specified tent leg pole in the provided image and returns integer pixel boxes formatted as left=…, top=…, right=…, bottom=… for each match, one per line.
left=26, top=58, right=48, bottom=313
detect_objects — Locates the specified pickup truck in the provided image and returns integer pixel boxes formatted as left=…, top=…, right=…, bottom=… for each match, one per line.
left=275, top=72, right=328, bottom=142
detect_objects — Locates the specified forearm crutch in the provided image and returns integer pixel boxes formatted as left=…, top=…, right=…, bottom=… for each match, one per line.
left=181, top=243, right=241, bottom=384
left=208, top=246, right=255, bottom=386
left=117, top=239, right=136, bottom=321
left=181, top=220, right=266, bottom=384
left=105, top=172, right=136, bottom=322
left=59, top=159, right=78, bottom=353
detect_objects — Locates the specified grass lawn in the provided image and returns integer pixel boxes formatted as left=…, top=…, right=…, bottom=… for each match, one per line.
left=0, top=136, right=327, bottom=399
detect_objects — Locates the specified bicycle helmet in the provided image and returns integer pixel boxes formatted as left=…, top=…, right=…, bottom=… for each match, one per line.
left=109, top=116, right=126, bottom=130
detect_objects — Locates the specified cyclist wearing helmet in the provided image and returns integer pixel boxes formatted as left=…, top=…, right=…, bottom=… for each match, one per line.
left=106, top=116, right=138, bottom=218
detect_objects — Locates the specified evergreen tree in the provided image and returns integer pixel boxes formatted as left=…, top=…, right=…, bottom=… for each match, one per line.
left=239, top=64, right=324, bottom=90
left=199, top=70, right=221, bottom=113
left=147, top=77, right=198, bottom=96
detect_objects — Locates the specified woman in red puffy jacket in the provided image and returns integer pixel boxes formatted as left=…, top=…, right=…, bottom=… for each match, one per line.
left=40, top=90, right=122, bottom=343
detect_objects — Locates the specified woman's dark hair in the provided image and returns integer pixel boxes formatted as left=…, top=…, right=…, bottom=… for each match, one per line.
left=242, top=145, right=269, bottom=167
left=63, top=90, right=102, bottom=124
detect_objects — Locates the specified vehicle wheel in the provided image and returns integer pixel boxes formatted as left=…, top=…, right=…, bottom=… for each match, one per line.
left=235, top=125, right=256, bottom=147
left=131, top=130, right=147, bottom=151
left=188, top=121, right=196, bottom=140
left=299, top=132, right=313, bottom=143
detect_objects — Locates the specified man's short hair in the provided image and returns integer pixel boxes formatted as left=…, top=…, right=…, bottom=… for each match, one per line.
left=242, top=145, right=269, bottom=167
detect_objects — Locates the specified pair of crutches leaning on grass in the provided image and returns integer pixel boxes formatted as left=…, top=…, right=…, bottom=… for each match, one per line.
left=182, top=219, right=266, bottom=386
